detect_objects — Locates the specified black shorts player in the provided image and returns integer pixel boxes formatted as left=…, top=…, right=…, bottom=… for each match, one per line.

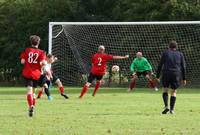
left=37, top=74, right=53, bottom=99
left=156, top=40, right=186, bottom=114
left=162, top=72, right=181, bottom=90
left=87, top=73, right=103, bottom=83
left=38, top=74, right=51, bottom=87
left=38, top=73, right=59, bottom=87
left=135, top=70, right=151, bottom=77
left=24, top=77, right=38, bottom=88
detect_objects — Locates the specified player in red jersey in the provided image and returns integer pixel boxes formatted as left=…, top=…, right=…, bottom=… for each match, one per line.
left=20, top=35, right=46, bottom=117
left=79, top=45, right=129, bottom=98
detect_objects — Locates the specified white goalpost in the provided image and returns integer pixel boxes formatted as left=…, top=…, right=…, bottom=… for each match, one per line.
left=48, top=21, right=200, bottom=87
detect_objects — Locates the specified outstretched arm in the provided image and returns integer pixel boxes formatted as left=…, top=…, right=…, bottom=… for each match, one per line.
left=145, top=60, right=153, bottom=72
left=130, top=61, right=135, bottom=73
left=113, top=55, right=129, bottom=60
left=53, top=56, right=58, bottom=61
left=51, top=56, right=58, bottom=63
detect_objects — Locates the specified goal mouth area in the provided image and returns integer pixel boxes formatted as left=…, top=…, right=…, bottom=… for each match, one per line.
left=49, top=22, right=200, bottom=87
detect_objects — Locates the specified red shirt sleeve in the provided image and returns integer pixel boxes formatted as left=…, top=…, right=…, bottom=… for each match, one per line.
left=20, top=51, right=25, bottom=59
left=106, top=54, right=113, bottom=60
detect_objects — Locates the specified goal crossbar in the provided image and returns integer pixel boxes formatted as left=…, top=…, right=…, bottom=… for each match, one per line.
left=49, top=21, right=200, bottom=26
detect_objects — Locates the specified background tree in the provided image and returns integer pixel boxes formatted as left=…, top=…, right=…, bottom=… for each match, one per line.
left=0, top=0, right=200, bottom=85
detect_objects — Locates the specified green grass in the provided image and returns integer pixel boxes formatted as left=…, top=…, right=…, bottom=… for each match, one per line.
left=0, top=87, right=200, bottom=135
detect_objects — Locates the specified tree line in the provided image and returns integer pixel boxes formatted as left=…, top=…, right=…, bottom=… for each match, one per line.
left=0, top=0, right=200, bottom=85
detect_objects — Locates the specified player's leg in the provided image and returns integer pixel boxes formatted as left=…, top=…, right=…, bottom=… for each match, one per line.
left=43, top=83, right=53, bottom=100
left=162, top=87, right=170, bottom=114
left=37, top=88, right=44, bottom=99
left=79, top=82, right=91, bottom=98
left=92, top=80, right=101, bottom=97
left=145, top=73, right=154, bottom=87
left=31, top=87, right=37, bottom=116
left=37, top=75, right=45, bottom=99
left=92, top=75, right=103, bottom=96
left=26, top=85, right=33, bottom=108
left=169, top=73, right=181, bottom=114
left=79, top=73, right=94, bottom=98
left=55, top=78, right=69, bottom=99
left=32, top=88, right=37, bottom=107
left=128, top=73, right=138, bottom=92
left=161, top=73, right=170, bottom=114
left=32, top=80, right=39, bottom=106
left=25, top=79, right=37, bottom=117
left=28, top=80, right=38, bottom=117
left=169, top=89, right=177, bottom=114
left=145, top=72, right=158, bottom=91
left=26, top=85, right=34, bottom=117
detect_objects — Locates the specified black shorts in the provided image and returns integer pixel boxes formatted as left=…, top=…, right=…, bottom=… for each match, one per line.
left=38, top=75, right=51, bottom=87
left=88, top=73, right=103, bottom=83
left=52, top=73, right=59, bottom=83
left=162, top=72, right=181, bottom=89
left=24, top=77, right=38, bottom=88
left=136, top=71, right=151, bottom=77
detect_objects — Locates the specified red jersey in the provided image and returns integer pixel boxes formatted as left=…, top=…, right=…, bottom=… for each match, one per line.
left=91, top=53, right=113, bottom=75
left=20, top=47, right=46, bottom=80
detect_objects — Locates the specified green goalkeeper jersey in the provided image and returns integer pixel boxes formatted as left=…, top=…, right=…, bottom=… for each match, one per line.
left=130, top=57, right=152, bottom=73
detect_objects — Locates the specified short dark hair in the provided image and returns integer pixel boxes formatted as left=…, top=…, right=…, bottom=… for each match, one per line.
left=47, top=54, right=53, bottom=58
left=30, top=35, right=40, bottom=46
left=169, top=40, right=178, bottom=49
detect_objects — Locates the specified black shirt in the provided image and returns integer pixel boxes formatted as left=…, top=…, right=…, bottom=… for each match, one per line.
left=156, top=49, right=186, bottom=80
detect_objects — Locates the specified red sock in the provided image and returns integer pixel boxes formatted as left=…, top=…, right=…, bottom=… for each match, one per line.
left=149, top=80, right=155, bottom=88
left=27, top=93, right=33, bottom=107
left=79, top=85, right=89, bottom=98
left=33, top=94, right=36, bottom=106
left=37, top=90, right=43, bottom=98
left=130, top=81, right=136, bottom=89
left=93, top=81, right=101, bottom=96
left=59, top=87, right=64, bottom=94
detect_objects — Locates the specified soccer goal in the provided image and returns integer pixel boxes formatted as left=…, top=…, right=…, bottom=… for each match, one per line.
left=49, top=21, right=200, bottom=87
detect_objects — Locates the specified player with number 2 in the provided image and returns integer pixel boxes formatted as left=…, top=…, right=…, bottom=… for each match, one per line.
left=79, top=45, right=129, bottom=98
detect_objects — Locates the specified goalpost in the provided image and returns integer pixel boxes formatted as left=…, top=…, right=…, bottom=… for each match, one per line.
left=48, top=21, right=200, bottom=87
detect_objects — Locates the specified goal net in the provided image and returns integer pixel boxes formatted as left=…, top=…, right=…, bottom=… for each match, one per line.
left=49, top=22, right=200, bottom=87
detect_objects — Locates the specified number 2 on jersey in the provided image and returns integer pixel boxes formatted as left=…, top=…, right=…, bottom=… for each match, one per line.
left=28, top=52, right=39, bottom=63
left=98, top=57, right=102, bottom=66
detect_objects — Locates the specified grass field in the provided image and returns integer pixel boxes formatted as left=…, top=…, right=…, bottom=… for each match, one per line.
left=0, top=87, right=200, bottom=135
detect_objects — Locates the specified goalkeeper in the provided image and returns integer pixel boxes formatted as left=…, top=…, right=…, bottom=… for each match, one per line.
left=128, top=52, right=158, bottom=91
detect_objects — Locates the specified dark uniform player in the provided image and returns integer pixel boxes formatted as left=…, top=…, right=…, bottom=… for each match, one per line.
left=20, top=35, right=46, bottom=117
left=79, top=45, right=129, bottom=98
left=156, top=40, right=186, bottom=114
